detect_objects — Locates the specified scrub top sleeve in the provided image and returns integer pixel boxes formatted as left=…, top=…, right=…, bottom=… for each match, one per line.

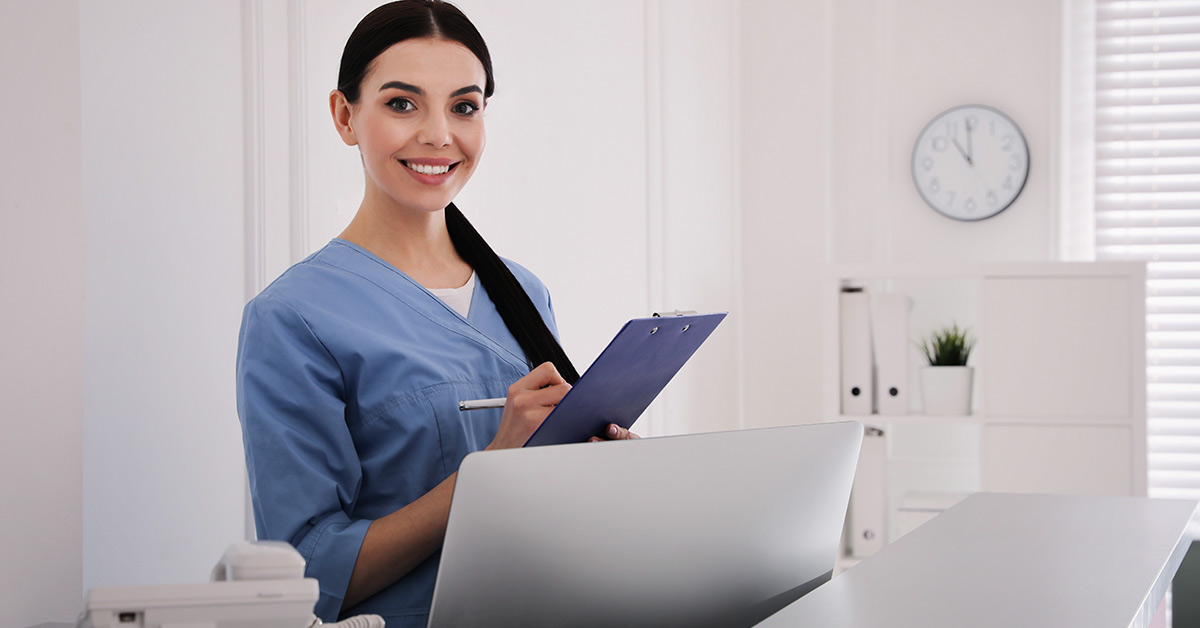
left=503, top=258, right=561, bottom=341
left=236, top=295, right=370, bottom=620
left=544, top=289, right=562, bottom=342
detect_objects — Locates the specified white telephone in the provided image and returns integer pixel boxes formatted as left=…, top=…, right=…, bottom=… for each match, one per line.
left=77, top=541, right=384, bottom=628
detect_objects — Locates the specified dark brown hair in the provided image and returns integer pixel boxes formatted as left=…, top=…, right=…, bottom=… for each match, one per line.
left=337, top=0, right=579, bottom=383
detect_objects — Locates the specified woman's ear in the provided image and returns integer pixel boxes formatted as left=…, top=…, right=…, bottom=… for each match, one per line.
left=329, top=89, right=358, bottom=146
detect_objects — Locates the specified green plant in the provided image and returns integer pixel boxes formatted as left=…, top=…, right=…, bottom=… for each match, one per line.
left=917, top=324, right=976, bottom=366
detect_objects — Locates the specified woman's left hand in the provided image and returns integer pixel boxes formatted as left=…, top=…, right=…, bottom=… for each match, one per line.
left=589, top=423, right=641, bottom=442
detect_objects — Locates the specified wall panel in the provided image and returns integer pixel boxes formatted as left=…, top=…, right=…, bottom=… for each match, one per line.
left=80, top=0, right=247, bottom=591
left=738, top=0, right=833, bottom=429
left=0, top=0, right=84, bottom=622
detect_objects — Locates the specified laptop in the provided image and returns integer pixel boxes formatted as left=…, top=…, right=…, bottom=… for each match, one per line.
left=427, top=421, right=863, bottom=627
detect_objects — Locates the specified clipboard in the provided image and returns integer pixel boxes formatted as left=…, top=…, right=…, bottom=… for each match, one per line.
left=523, top=311, right=727, bottom=447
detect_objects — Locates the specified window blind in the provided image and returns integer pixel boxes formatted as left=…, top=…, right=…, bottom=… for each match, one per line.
left=1095, top=0, right=1200, bottom=519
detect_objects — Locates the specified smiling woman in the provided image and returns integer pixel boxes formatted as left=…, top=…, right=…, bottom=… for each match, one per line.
left=233, top=1, right=640, bottom=626
left=331, top=39, right=487, bottom=223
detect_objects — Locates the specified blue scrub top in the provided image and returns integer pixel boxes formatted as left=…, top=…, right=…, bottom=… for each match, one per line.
left=236, top=239, right=559, bottom=626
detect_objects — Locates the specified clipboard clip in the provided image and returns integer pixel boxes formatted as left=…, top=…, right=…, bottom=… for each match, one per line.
left=652, top=310, right=698, bottom=317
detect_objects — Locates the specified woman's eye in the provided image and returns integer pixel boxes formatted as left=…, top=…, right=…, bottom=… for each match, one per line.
left=386, top=98, right=415, bottom=113
left=452, top=101, right=480, bottom=116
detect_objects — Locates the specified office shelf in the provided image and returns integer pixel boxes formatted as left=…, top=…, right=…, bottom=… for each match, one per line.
left=824, top=262, right=1148, bottom=557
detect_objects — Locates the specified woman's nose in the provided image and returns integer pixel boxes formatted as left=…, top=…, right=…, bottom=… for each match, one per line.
left=417, top=112, right=451, bottom=148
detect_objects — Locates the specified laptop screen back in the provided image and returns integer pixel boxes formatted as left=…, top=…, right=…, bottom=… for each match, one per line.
left=428, top=422, right=863, bottom=628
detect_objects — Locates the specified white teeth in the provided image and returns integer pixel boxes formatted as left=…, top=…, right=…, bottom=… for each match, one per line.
left=405, top=162, right=451, bottom=175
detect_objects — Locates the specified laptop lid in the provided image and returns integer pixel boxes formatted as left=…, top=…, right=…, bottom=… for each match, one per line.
left=428, top=421, right=863, bottom=628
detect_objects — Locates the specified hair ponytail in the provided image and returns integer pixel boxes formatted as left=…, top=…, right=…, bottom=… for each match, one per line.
left=445, top=204, right=580, bottom=384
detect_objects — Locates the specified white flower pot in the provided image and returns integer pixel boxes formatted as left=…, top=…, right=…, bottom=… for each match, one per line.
left=919, top=366, right=974, bottom=416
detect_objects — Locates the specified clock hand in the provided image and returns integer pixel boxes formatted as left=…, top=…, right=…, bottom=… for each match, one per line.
left=965, top=119, right=974, bottom=162
left=951, top=136, right=974, bottom=166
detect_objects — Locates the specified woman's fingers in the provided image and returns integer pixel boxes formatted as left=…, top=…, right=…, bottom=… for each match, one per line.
left=589, top=423, right=641, bottom=442
left=493, top=364, right=644, bottom=449
left=508, top=364, right=570, bottom=412
left=523, top=382, right=570, bottom=408
left=518, top=361, right=567, bottom=391
left=488, top=363, right=570, bottom=450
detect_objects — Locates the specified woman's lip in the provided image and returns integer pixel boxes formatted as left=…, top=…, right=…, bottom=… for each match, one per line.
left=401, top=158, right=456, bottom=167
left=400, top=159, right=459, bottom=184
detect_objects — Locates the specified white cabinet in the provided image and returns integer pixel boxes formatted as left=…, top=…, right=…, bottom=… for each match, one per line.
left=981, top=276, right=1134, bottom=421
left=822, top=263, right=1147, bottom=556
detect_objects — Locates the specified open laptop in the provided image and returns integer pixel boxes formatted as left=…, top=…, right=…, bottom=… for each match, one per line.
left=428, top=421, right=863, bottom=627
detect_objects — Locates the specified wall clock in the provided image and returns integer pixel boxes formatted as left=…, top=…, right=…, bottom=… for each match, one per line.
left=911, top=105, right=1029, bottom=221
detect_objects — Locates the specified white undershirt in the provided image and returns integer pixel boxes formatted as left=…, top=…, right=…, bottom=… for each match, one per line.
left=429, top=272, right=476, bottom=318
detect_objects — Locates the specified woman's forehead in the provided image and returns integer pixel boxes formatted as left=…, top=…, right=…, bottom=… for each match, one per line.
left=363, top=38, right=486, bottom=91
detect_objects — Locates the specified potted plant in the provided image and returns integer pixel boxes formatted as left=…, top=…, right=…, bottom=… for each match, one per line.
left=916, top=324, right=976, bottom=415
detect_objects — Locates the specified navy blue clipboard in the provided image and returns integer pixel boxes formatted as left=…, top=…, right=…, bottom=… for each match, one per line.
left=523, top=312, right=727, bottom=447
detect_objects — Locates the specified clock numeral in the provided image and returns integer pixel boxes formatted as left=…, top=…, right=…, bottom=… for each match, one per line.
left=986, top=190, right=999, bottom=206
left=929, top=177, right=941, bottom=193
left=965, top=115, right=978, bottom=131
left=944, top=190, right=956, bottom=206
left=922, top=156, right=934, bottom=171
left=1002, top=175, right=1014, bottom=190
left=1002, top=134, right=1014, bottom=151
left=932, top=135, right=949, bottom=153
left=964, top=198, right=977, bottom=213
left=1008, top=154, right=1023, bottom=171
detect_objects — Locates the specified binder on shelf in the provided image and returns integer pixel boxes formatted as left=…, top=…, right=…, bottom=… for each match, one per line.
left=839, top=288, right=874, bottom=415
left=849, top=426, right=887, bottom=558
left=873, top=292, right=912, bottom=415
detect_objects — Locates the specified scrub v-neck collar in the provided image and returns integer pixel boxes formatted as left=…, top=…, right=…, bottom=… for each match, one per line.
left=324, top=238, right=530, bottom=372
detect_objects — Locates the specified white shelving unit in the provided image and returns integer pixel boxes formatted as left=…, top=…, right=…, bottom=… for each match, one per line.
left=824, top=262, right=1147, bottom=564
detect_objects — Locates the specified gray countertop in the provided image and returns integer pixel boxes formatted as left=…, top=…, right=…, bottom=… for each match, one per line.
left=759, top=493, right=1197, bottom=628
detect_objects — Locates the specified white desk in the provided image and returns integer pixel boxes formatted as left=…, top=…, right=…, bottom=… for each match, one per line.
left=759, top=493, right=1197, bottom=628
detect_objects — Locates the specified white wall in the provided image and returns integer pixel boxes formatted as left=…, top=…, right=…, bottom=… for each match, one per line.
left=828, top=0, right=1061, bottom=265
left=79, top=0, right=247, bottom=592
left=655, top=0, right=742, bottom=434
left=738, top=0, right=833, bottom=430
left=0, top=1, right=84, bottom=624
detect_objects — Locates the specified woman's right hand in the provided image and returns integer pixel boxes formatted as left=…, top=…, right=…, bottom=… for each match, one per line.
left=485, top=362, right=571, bottom=450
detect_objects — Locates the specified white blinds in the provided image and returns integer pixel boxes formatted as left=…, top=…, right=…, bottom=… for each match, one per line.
left=1095, top=0, right=1200, bottom=510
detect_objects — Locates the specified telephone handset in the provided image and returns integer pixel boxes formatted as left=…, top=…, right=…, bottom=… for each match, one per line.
left=210, top=540, right=306, bottom=582
left=78, top=541, right=383, bottom=628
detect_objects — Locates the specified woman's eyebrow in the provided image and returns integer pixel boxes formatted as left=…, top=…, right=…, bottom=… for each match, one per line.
left=377, top=81, right=482, bottom=98
left=450, top=85, right=483, bottom=98
left=379, top=80, right=423, bottom=95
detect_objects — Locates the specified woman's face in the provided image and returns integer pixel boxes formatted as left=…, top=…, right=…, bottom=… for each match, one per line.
left=342, top=37, right=488, bottom=216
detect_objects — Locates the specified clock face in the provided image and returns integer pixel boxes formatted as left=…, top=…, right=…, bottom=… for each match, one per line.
left=911, top=105, right=1029, bottom=221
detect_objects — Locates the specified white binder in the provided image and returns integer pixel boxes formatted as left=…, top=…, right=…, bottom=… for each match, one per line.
left=839, top=289, right=873, bottom=415
left=849, top=426, right=887, bottom=558
left=873, top=292, right=911, bottom=415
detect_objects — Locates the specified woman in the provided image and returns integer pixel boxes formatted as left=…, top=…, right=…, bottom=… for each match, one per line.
left=235, top=1, right=636, bottom=624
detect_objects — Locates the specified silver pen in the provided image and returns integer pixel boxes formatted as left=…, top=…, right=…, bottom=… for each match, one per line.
left=458, top=397, right=506, bottom=411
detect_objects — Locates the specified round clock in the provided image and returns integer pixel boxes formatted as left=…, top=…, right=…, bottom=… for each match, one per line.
left=911, top=105, right=1029, bottom=221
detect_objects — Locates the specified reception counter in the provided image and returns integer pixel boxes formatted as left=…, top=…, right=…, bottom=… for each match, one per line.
left=758, top=493, right=1197, bottom=628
